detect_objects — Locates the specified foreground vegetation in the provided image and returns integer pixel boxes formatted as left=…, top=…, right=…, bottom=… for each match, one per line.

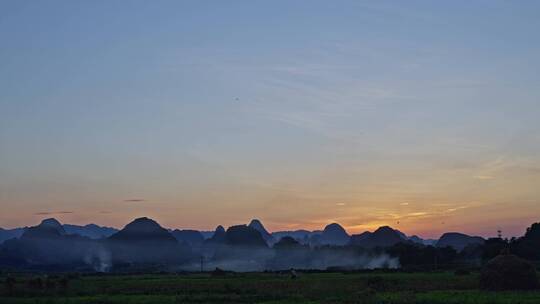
left=1, top=271, right=539, bottom=303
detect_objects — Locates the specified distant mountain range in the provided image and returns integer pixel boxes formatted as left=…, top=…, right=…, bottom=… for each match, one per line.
left=0, top=218, right=483, bottom=252
left=0, top=218, right=103, bottom=269
left=3, top=216, right=538, bottom=273
left=0, top=221, right=118, bottom=244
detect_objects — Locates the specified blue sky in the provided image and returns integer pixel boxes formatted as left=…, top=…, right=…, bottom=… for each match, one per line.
left=1, top=1, right=539, bottom=238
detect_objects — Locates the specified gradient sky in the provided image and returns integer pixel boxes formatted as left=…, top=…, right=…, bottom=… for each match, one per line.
left=1, top=1, right=539, bottom=239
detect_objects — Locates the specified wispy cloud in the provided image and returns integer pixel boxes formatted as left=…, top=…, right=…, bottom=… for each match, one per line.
left=445, top=206, right=469, bottom=213
left=124, top=199, right=146, bottom=203
left=239, top=62, right=416, bottom=144
left=34, top=211, right=73, bottom=216
left=474, top=175, right=495, bottom=180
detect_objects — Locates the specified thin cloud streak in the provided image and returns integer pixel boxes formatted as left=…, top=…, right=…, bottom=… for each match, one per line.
left=124, top=199, right=147, bottom=203
left=34, top=211, right=74, bottom=216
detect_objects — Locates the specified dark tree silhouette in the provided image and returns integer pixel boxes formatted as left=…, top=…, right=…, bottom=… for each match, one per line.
left=480, top=253, right=539, bottom=291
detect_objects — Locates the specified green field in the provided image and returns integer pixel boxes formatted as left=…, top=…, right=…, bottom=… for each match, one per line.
left=1, top=271, right=540, bottom=303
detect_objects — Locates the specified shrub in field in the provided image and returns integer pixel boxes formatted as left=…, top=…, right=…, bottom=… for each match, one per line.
left=480, top=253, right=539, bottom=290
left=45, top=278, right=56, bottom=290
left=27, top=277, right=43, bottom=290
left=356, top=287, right=376, bottom=301
left=59, top=276, right=69, bottom=289
left=454, top=268, right=471, bottom=276
left=211, top=267, right=226, bottom=277
left=4, top=276, right=16, bottom=296
left=366, top=276, right=391, bottom=291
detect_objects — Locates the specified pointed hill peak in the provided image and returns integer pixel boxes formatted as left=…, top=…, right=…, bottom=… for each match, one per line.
left=215, top=225, right=225, bottom=233
left=206, top=225, right=226, bottom=244
left=40, top=218, right=66, bottom=234
left=41, top=218, right=63, bottom=228
left=323, top=223, right=348, bottom=234
left=122, top=217, right=163, bottom=232
left=225, top=225, right=268, bottom=247
left=374, top=226, right=394, bottom=232
left=109, top=217, right=176, bottom=243
left=372, top=226, right=407, bottom=239
left=21, top=218, right=66, bottom=239
left=84, top=223, right=100, bottom=228
left=349, top=226, right=405, bottom=248
left=248, top=219, right=275, bottom=243
left=436, top=232, right=484, bottom=251
left=320, top=223, right=350, bottom=246
left=248, top=219, right=265, bottom=229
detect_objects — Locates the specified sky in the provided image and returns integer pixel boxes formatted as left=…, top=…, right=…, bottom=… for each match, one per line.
left=1, top=1, right=539, bottom=239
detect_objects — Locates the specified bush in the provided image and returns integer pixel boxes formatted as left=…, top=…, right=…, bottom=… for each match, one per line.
left=366, top=276, right=390, bottom=291
left=454, top=268, right=471, bottom=276
left=4, top=276, right=16, bottom=296
left=27, top=277, right=43, bottom=290
left=356, top=287, right=376, bottom=299
left=480, top=254, right=539, bottom=291
left=211, top=267, right=226, bottom=277
left=59, top=276, right=69, bottom=289
left=45, top=278, right=56, bottom=290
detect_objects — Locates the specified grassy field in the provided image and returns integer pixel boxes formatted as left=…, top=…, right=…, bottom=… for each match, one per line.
left=1, top=271, right=539, bottom=303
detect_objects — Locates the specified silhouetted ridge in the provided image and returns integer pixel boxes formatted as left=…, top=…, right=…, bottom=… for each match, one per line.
left=109, top=217, right=176, bottom=242
left=269, top=236, right=311, bottom=270
left=22, top=218, right=66, bottom=239
left=319, top=223, right=350, bottom=246
left=1, top=227, right=25, bottom=241
left=370, top=226, right=405, bottom=246
left=171, top=229, right=204, bottom=246
left=6, top=216, right=540, bottom=273
left=206, top=225, right=226, bottom=243
left=41, top=218, right=65, bottom=232
left=524, top=223, right=540, bottom=240
left=1, top=218, right=101, bottom=268
left=272, top=229, right=313, bottom=244
left=408, top=235, right=423, bottom=244
left=349, top=231, right=372, bottom=244
left=216, top=225, right=225, bottom=234
left=225, top=225, right=267, bottom=247
left=63, top=223, right=117, bottom=239
left=106, top=217, right=191, bottom=265
left=248, top=219, right=275, bottom=244
left=436, top=232, right=484, bottom=251
left=273, top=236, right=302, bottom=249
left=349, top=226, right=405, bottom=248
left=200, top=225, right=227, bottom=258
